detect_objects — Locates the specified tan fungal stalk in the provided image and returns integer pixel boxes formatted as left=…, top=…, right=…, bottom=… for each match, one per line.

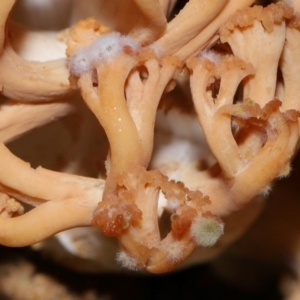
left=0, top=42, right=71, bottom=101
left=188, top=46, right=300, bottom=214
left=153, top=0, right=227, bottom=59
left=0, top=5, right=73, bottom=101
left=175, top=0, right=256, bottom=60
left=289, top=0, right=300, bottom=12
left=220, top=2, right=293, bottom=107
left=188, top=54, right=254, bottom=179
left=0, top=143, right=105, bottom=245
left=0, top=28, right=71, bottom=102
left=0, top=100, right=74, bottom=143
left=68, top=24, right=212, bottom=272
left=280, top=15, right=300, bottom=112
left=0, top=0, right=15, bottom=53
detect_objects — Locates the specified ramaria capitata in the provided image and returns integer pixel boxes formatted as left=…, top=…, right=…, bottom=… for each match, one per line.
left=0, top=0, right=299, bottom=278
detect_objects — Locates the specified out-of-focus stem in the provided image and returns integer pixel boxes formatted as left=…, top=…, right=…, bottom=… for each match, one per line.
left=154, top=0, right=227, bottom=57
left=281, top=27, right=300, bottom=112
left=158, top=0, right=178, bottom=17
left=0, top=143, right=104, bottom=204
left=0, top=197, right=99, bottom=247
left=0, top=0, right=15, bottom=53
left=176, top=0, right=256, bottom=60
left=0, top=43, right=72, bottom=101
left=0, top=100, right=74, bottom=143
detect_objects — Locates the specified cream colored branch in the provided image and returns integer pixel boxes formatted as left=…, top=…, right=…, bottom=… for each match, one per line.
left=153, top=0, right=227, bottom=58
left=189, top=55, right=253, bottom=178
left=146, top=234, right=196, bottom=273
left=0, top=4, right=73, bottom=101
left=129, top=0, right=167, bottom=43
left=110, top=166, right=213, bottom=273
left=0, top=100, right=74, bottom=143
left=78, top=55, right=143, bottom=189
left=118, top=180, right=162, bottom=269
left=280, top=25, right=300, bottom=111
left=0, top=43, right=72, bottom=101
left=0, top=197, right=99, bottom=247
left=0, top=0, right=15, bottom=53
left=0, top=143, right=104, bottom=205
left=289, top=0, right=300, bottom=12
left=126, top=57, right=179, bottom=165
left=220, top=3, right=293, bottom=107
left=176, top=0, right=256, bottom=60
left=231, top=109, right=299, bottom=209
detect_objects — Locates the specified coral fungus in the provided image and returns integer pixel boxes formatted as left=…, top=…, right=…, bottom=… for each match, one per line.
left=0, top=0, right=299, bottom=282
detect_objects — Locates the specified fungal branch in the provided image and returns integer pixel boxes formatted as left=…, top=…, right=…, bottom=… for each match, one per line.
left=0, top=0, right=15, bottom=52
left=280, top=12, right=300, bottom=112
left=78, top=53, right=144, bottom=190
left=68, top=24, right=217, bottom=272
left=153, top=0, right=228, bottom=58
left=0, top=1, right=106, bottom=246
left=220, top=3, right=293, bottom=107
left=186, top=2, right=300, bottom=215
left=188, top=55, right=255, bottom=180
left=0, top=22, right=72, bottom=101
left=153, top=0, right=255, bottom=60
left=0, top=139, right=105, bottom=246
